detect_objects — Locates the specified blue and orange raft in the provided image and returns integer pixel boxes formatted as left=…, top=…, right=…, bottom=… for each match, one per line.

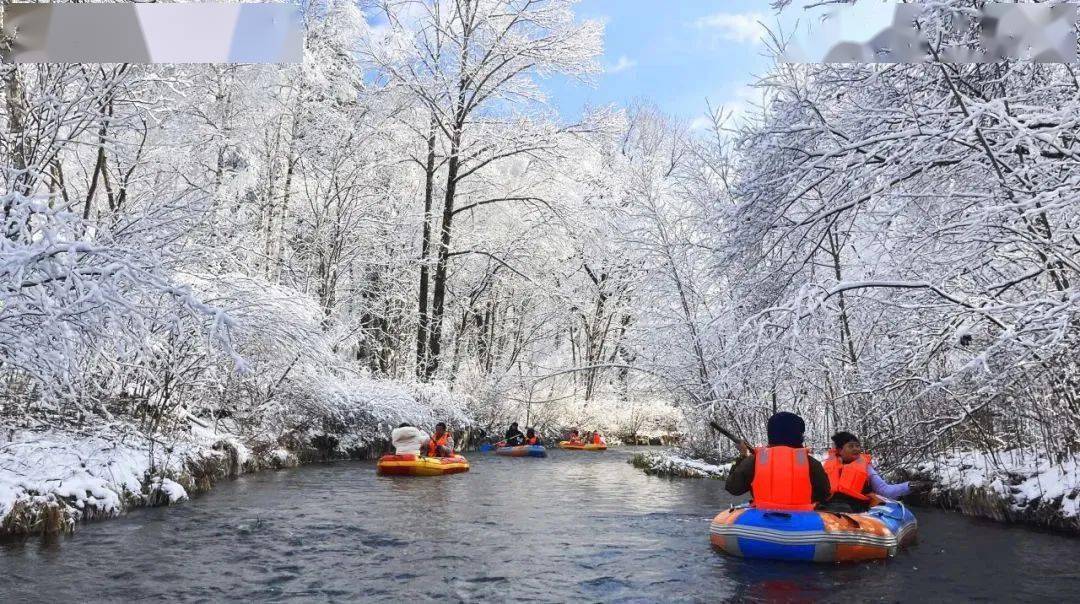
left=710, top=497, right=917, bottom=563
left=495, top=444, right=548, bottom=458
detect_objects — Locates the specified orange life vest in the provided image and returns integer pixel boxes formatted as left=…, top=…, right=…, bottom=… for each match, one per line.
left=592, top=433, right=602, bottom=445
left=526, top=436, right=539, bottom=445
left=427, top=432, right=450, bottom=457
left=750, top=446, right=815, bottom=511
left=824, top=449, right=872, bottom=501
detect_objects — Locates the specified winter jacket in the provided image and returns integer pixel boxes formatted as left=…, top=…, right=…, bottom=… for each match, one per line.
left=391, top=426, right=428, bottom=455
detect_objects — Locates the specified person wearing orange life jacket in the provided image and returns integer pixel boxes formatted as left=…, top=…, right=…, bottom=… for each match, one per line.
left=821, top=431, right=931, bottom=512
left=524, top=427, right=541, bottom=446
left=423, top=422, right=454, bottom=457
left=724, top=412, right=831, bottom=510
left=591, top=432, right=605, bottom=446
left=566, top=429, right=583, bottom=445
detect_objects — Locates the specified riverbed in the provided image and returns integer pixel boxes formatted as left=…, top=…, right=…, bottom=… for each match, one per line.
left=2, top=448, right=1078, bottom=602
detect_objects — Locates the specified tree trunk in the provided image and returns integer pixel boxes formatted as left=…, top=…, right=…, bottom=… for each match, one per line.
left=424, top=126, right=462, bottom=380
left=2, top=59, right=31, bottom=238
left=274, top=132, right=297, bottom=281
left=826, top=225, right=858, bottom=368
left=416, top=120, right=438, bottom=379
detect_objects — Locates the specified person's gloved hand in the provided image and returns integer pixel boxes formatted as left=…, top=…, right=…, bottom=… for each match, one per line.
left=908, top=480, right=933, bottom=493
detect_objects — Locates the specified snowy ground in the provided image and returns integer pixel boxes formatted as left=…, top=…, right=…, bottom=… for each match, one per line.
left=0, top=425, right=291, bottom=537
left=0, top=376, right=467, bottom=538
left=629, top=450, right=729, bottom=479
left=915, top=449, right=1080, bottom=525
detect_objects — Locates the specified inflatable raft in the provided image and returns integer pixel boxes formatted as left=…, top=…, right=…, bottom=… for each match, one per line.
left=710, top=498, right=917, bottom=563
left=495, top=445, right=548, bottom=458
left=558, top=441, right=607, bottom=451
left=376, top=454, right=470, bottom=477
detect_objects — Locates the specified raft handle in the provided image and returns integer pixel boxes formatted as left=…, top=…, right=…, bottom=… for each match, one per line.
left=762, top=511, right=793, bottom=520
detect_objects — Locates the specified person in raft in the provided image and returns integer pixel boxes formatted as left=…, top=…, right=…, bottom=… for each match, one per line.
left=724, top=412, right=831, bottom=510
left=391, top=423, right=427, bottom=455
left=505, top=422, right=526, bottom=446
left=591, top=431, right=606, bottom=446
left=423, top=422, right=454, bottom=457
left=566, top=429, right=583, bottom=445
left=524, top=427, right=541, bottom=446
left=820, top=431, right=931, bottom=513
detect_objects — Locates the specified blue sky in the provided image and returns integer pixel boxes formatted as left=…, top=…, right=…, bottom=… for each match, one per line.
left=544, top=0, right=777, bottom=127
left=541, top=0, right=897, bottom=126
left=364, top=1, right=891, bottom=128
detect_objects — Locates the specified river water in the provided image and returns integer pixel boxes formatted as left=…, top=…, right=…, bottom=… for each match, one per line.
left=2, top=448, right=1078, bottom=602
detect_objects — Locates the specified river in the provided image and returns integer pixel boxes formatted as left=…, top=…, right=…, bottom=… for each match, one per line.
left=2, top=448, right=1078, bottom=602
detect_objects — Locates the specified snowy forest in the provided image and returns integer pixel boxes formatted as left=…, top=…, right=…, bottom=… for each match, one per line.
left=3, top=0, right=1080, bottom=494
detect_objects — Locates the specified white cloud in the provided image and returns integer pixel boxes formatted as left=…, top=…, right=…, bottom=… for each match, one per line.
left=606, top=55, right=638, bottom=74
left=694, top=12, right=767, bottom=45
left=726, top=85, right=763, bottom=122
left=689, top=116, right=714, bottom=132
left=698, top=84, right=764, bottom=130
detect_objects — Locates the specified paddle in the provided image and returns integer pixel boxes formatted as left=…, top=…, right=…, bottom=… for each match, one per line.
left=708, top=420, right=753, bottom=455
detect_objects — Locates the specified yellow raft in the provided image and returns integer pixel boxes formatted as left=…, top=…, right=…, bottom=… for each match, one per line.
left=376, top=454, right=470, bottom=476
left=558, top=441, right=607, bottom=451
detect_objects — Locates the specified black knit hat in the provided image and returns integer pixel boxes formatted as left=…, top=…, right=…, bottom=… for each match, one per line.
left=766, top=412, right=805, bottom=447
left=831, top=431, right=860, bottom=449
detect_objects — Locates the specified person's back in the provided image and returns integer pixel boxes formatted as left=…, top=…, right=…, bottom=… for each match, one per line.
left=748, top=445, right=815, bottom=510
left=505, top=422, right=525, bottom=446
left=724, top=412, right=830, bottom=510
left=391, top=424, right=427, bottom=455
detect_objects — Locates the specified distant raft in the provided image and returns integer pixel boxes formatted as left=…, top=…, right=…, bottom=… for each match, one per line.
left=558, top=441, right=607, bottom=451
left=376, top=454, right=470, bottom=477
left=709, top=498, right=917, bottom=563
left=495, top=445, right=548, bottom=458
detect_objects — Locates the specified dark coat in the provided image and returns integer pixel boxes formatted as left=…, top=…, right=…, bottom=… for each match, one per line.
left=504, top=426, right=525, bottom=446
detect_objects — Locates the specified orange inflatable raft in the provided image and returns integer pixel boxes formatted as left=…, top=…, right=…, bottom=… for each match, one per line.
left=557, top=441, right=607, bottom=451
left=376, top=454, right=470, bottom=476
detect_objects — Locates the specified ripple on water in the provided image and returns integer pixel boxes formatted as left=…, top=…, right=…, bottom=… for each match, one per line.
left=579, top=575, right=634, bottom=595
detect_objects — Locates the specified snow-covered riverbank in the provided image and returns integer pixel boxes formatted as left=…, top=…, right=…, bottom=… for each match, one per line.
left=0, top=369, right=471, bottom=539
left=909, top=450, right=1080, bottom=535
left=0, top=425, right=306, bottom=539
left=629, top=450, right=729, bottom=479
